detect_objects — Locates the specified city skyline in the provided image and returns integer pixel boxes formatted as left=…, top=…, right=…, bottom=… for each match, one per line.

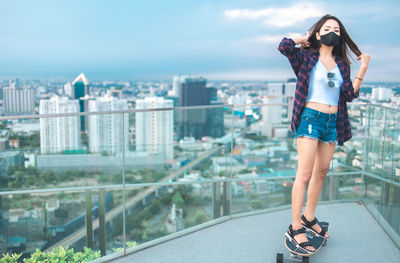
left=0, top=0, right=399, bottom=81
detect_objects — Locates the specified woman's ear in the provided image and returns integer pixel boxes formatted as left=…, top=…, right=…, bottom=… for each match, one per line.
left=316, top=32, right=321, bottom=40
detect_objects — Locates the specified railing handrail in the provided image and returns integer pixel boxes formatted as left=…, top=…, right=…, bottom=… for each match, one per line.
left=0, top=103, right=289, bottom=121
left=367, top=102, right=400, bottom=113
left=0, top=171, right=370, bottom=196
left=1, top=101, right=398, bottom=121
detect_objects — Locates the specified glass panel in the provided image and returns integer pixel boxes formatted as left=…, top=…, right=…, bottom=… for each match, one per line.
left=1, top=191, right=87, bottom=256
left=2, top=102, right=400, bottom=260
left=129, top=105, right=226, bottom=184
left=93, top=189, right=123, bottom=256
left=231, top=177, right=293, bottom=215
left=379, top=107, right=400, bottom=236
left=123, top=183, right=214, bottom=246
left=364, top=106, right=385, bottom=176
left=335, top=174, right=363, bottom=201
left=1, top=113, right=125, bottom=192
left=364, top=175, right=382, bottom=207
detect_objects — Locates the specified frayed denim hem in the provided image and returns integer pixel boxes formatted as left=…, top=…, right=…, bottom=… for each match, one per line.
left=294, top=135, right=337, bottom=147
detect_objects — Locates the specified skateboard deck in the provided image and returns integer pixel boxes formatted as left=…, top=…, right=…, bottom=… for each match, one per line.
left=277, top=222, right=329, bottom=263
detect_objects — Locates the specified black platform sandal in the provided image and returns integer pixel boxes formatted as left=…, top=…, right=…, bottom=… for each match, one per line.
left=301, top=215, right=328, bottom=239
left=285, top=224, right=315, bottom=254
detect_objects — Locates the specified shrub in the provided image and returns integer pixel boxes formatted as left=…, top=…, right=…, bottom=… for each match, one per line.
left=0, top=253, right=21, bottom=263
left=0, top=247, right=101, bottom=263
left=112, top=241, right=137, bottom=253
left=250, top=199, right=262, bottom=209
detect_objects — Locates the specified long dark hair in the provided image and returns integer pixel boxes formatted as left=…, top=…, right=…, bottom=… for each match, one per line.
left=304, top=14, right=361, bottom=65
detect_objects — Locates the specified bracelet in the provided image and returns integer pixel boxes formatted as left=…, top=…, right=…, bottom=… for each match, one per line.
left=355, top=77, right=363, bottom=81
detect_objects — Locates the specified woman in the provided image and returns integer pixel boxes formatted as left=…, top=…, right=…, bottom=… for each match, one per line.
left=278, top=14, right=371, bottom=254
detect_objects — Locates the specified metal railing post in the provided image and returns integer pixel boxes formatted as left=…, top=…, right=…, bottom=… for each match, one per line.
left=329, top=174, right=337, bottom=201
left=212, top=182, right=221, bottom=219
left=42, top=201, right=47, bottom=239
left=122, top=112, right=127, bottom=254
left=85, top=190, right=93, bottom=250
left=223, top=181, right=231, bottom=216
left=379, top=108, right=387, bottom=215
left=99, top=189, right=106, bottom=256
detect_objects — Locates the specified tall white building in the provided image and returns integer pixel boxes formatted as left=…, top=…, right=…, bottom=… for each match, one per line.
left=88, top=95, right=128, bottom=154
left=136, top=97, right=174, bottom=161
left=261, top=96, right=282, bottom=137
left=3, top=81, right=35, bottom=115
left=267, top=83, right=284, bottom=97
left=284, top=82, right=296, bottom=122
left=371, top=87, right=393, bottom=101
left=169, top=75, right=189, bottom=96
left=64, top=82, right=73, bottom=98
left=40, top=96, right=81, bottom=154
left=284, top=82, right=296, bottom=96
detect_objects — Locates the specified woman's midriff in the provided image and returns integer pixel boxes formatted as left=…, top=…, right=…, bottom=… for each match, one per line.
left=304, top=101, right=338, bottom=114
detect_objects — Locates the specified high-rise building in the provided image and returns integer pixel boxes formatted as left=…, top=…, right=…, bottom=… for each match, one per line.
left=107, top=89, right=123, bottom=99
left=371, top=87, right=393, bottom=101
left=170, top=75, right=189, bottom=96
left=177, top=77, right=224, bottom=139
left=208, top=101, right=225, bottom=138
left=261, top=96, right=282, bottom=137
left=0, top=151, right=24, bottom=242
left=39, top=96, right=81, bottom=154
left=284, top=81, right=296, bottom=122
left=3, top=80, right=35, bottom=115
left=136, top=97, right=174, bottom=161
left=64, top=82, right=73, bottom=98
left=72, top=73, right=90, bottom=132
left=88, top=95, right=128, bottom=154
left=267, top=82, right=284, bottom=97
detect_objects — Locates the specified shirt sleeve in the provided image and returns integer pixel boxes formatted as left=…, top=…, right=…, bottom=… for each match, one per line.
left=278, top=37, right=304, bottom=76
left=340, top=63, right=360, bottom=102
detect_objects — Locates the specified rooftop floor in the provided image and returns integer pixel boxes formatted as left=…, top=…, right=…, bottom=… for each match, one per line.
left=110, top=202, right=400, bottom=263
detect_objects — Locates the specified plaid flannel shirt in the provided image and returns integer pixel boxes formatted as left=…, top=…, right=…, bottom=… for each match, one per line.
left=278, top=37, right=359, bottom=146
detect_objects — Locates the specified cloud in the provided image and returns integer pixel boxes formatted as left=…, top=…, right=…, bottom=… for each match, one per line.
left=224, top=2, right=326, bottom=27
left=242, top=33, right=303, bottom=44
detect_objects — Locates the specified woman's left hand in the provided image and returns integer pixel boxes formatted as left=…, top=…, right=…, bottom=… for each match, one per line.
left=358, top=53, right=371, bottom=68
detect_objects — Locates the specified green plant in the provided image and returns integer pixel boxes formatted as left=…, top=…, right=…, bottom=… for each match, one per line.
left=0, top=253, right=22, bottom=263
left=21, top=247, right=100, bottom=263
left=250, top=199, right=262, bottom=209
left=172, top=192, right=184, bottom=208
left=112, top=241, right=137, bottom=253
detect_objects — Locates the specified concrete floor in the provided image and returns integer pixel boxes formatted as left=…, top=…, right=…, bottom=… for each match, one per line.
left=110, top=202, right=400, bottom=263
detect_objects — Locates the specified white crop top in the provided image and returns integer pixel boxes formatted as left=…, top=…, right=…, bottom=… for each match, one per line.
left=305, top=60, right=343, bottom=106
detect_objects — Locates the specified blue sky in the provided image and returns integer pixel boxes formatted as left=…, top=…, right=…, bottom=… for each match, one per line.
left=0, top=0, right=399, bottom=82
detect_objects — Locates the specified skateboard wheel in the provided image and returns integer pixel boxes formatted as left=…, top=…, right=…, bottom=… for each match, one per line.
left=276, top=253, right=283, bottom=263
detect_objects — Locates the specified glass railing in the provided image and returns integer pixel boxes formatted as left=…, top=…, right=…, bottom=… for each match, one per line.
left=0, top=103, right=398, bottom=261
left=361, top=104, right=400, bottom=243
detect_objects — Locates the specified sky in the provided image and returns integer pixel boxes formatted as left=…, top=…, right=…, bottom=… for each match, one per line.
left=0, top=0, right=399, bottom=82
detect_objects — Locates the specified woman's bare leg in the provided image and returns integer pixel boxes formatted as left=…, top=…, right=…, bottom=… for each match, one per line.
left=303, top=141, right=336, bottom=238
left=291, top=137, right=319, bottom=251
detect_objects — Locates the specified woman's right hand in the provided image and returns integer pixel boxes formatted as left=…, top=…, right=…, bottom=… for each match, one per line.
left=294, top=32, right=311, bottom=47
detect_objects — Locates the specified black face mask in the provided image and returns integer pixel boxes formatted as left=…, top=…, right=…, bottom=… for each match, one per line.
left=320, top=31, right=340, bottom=46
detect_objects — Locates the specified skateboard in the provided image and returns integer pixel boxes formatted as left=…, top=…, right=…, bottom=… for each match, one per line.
left=276, top=222, right=329, bottom=263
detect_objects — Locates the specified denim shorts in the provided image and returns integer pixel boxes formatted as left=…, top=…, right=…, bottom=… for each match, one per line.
left=295, top=107, right=338, bottom=144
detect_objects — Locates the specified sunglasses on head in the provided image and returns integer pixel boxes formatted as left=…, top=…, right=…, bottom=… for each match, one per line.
left=327, top=72, right=335, bottom=88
